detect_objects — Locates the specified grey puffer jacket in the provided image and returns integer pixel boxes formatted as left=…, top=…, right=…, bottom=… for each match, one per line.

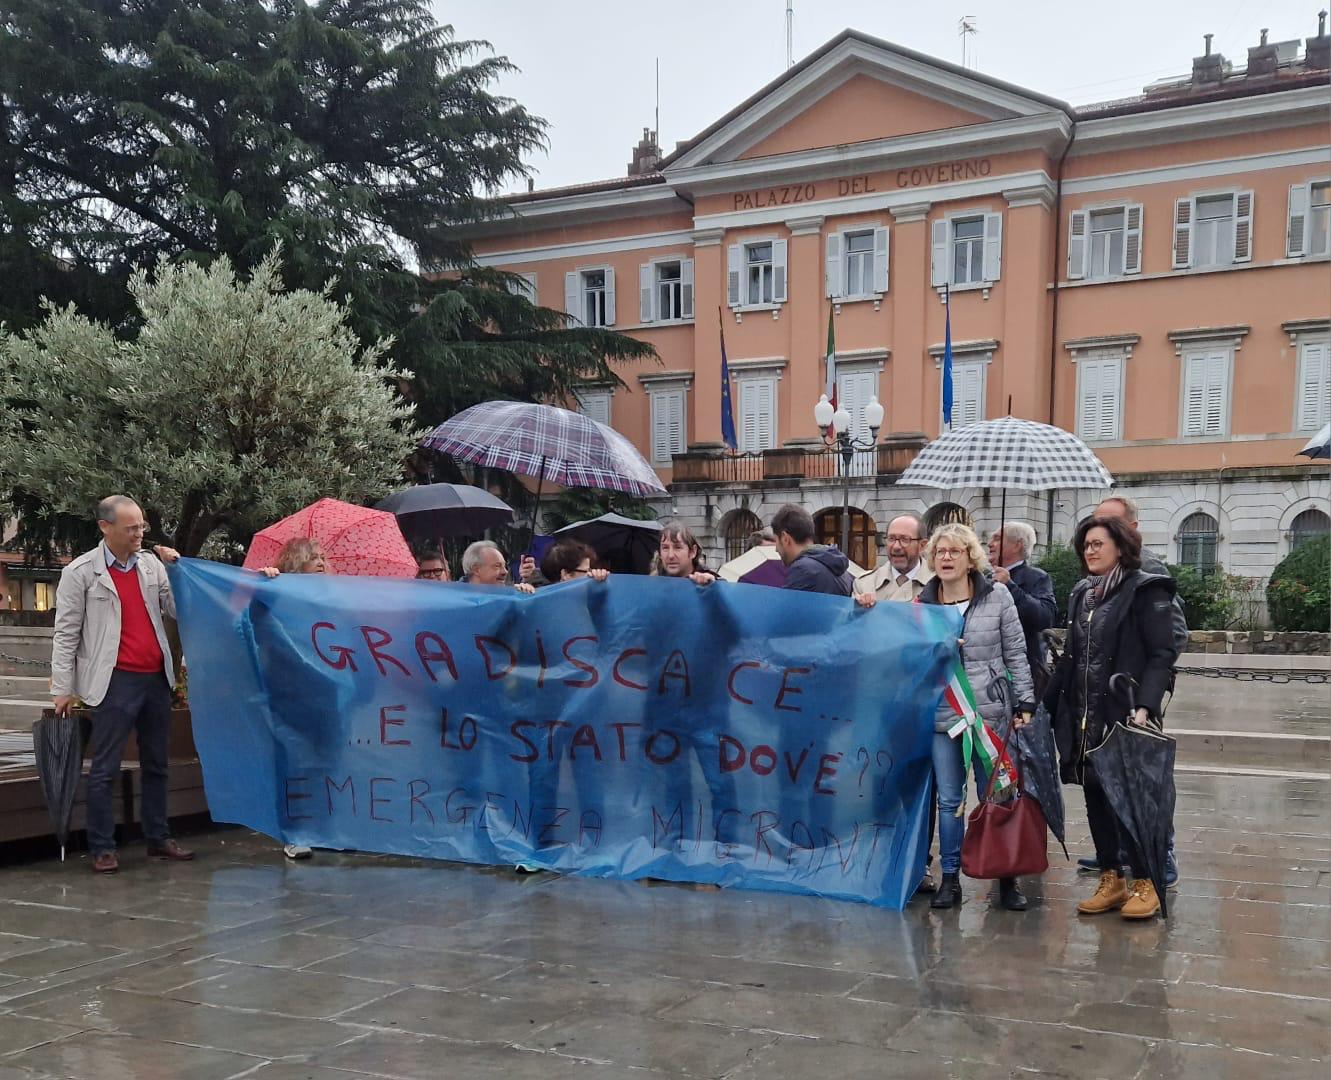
left=920, top=570, right=1035, bottom=734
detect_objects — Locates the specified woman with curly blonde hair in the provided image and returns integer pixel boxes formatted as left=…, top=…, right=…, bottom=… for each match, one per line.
left=918, top=522, right=1034, bottom=912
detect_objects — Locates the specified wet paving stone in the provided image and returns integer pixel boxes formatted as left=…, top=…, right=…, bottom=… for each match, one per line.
left=0, top=752, right=1327, bottom=1077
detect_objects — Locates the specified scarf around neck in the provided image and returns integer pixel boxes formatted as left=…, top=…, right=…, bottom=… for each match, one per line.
left=1085, top=563, right=1126, bottom=612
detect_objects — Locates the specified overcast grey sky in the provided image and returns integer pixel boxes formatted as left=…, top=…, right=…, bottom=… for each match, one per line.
left=434, top=1, right=1322, bottom=192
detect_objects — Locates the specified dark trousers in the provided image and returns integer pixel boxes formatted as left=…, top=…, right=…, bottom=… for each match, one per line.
left=1083, top=774, right=1147, bottom=880
left=87, top=669, right=172, bottom=855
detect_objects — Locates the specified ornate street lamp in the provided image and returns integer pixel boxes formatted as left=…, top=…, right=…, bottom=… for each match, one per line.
left=814, top=393, right=884, bottom=555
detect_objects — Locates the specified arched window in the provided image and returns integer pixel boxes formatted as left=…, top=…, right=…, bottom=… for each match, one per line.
left=1177, top=512, right=1219, bottom=575
left=722, top=509, right=763, bottom=563
left=1290, top=508, right=1330, bottom=551
left=813, top=508, right=877, bottom=570
left=924, top=502, right=972, bottom=535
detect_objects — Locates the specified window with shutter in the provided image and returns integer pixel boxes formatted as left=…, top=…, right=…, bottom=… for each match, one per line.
left=982, top=212, right=1003, bottom=282
left=842, top=230, right=874, bottom=297
left=649, top=388, right=687, bottom=464
left=727, top=244, right=742, bottom=307
left=944, top=361, right=986, bottom=428
left=1232, top=191, right=1253, bottom=263
left=1310, top=182, right=1331, bottom=258
left=1172, top=198, right=1193, bottom=269
left=836, top=367, right=879, bottom=474
left=653, top=260, right=683, bottom=321
left=679, top=258, right=695, bottom=319
left=1067, top=210, right=1088, bottom=280
left=872, top=226, right=890, bottom=294
left=639, top=263, right=654, bottom=323
left=574, top=389, right=612, bottom=427
left=930, top=219, right=949, bottom=287
left=1297, top=339, right=1331, bottom=430
left=1192, top=194, right=1237, bottom=268
left=1287, top=182, right=1310, bottom=257
left=1077, top=355, right=1123, bottom=442
left=771, top=239, right=788, bottom=303
left=564, top=271, right=579, bottom=320
left=1181, top=347, right=1230, bottom=437
left=737, top=376, right=777, bottom=453
left=825, top=233, right=843, bottom=298
left=1123, top=204, right=1143, bottom=274
left=602, top=267, right=616, bottom=325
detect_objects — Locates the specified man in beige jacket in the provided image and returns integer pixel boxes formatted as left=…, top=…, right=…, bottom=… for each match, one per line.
left=853, top=514, right=934, bottom=605
left=51, top=495, right=193, bottom=873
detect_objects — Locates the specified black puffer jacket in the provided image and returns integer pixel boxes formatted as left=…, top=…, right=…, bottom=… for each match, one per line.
left=1044, top=570, right=1179, bottom=784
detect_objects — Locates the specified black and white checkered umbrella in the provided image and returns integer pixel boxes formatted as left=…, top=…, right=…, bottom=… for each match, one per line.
left=898, top=417, right=1114, bottom=491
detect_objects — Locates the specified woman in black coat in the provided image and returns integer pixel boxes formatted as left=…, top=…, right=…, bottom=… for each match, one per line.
left=1043, top=515, right=1180, bottom=921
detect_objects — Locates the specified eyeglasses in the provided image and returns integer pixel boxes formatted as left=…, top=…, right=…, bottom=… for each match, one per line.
left=570, top=565, right=591, bottom=577
left=416, top=567, right=447, bottom=579
left=933, top=547, right=967, bottom=559
left=1082, top=540, right=1110, bottom=553
left=886, top=535, right=921, bottom=545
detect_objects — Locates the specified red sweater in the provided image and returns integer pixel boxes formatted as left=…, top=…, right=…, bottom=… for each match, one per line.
left=109, top=565, right=165, bottom=674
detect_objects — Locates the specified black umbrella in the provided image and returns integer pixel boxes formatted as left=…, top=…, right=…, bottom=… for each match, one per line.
left=983, top=677, right=1067, bottom=857
left=1014, top=705, right=1068, bottom=859
left=1087, top=674, right=1176, bottom=917
left=33, top=709, right=83, bottom=860
left=376, top=483, right=514, bottom=542
left=553, top=513, right=662, bottom=574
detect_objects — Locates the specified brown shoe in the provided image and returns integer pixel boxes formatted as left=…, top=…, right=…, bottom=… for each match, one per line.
left=92, top=851, right=119, bottom=874
left=146, top=839, right=194, bottom=862
left=1121, top=878, right=1161, bottom=920
left=1077, top=870, right=1128, bottom=915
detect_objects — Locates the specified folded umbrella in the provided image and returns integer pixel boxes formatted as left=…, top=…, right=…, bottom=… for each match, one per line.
left=1086, top=674, right=1176, bottom=917
left=376, top=483, right=514, bottom=542
left=243, top=498, right=417, bottom=578
left=1013, top=705, right=1068, bottom=859
left=33, top=710, right=83, bottom=860
left=554, top=513, right=662, bottom=574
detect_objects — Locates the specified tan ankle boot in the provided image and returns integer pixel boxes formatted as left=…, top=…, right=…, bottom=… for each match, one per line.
left=1121, top=878, right=1161, bottom=919
left=1078, top=870, right=1128, bottom=914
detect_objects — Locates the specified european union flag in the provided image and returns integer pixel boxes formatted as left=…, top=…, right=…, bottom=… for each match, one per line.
left=719, top=308, right=738, bottom=450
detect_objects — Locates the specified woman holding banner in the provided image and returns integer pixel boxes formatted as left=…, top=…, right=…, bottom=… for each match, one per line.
left=918, top=523, right=1034, bottom=912
left=651, top=522, right=716, bottom=585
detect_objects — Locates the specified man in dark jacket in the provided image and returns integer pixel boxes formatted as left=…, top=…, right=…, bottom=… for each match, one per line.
left=772, top=504, right=853, bottom=596
left=987, top=522, right=1057, bottom=674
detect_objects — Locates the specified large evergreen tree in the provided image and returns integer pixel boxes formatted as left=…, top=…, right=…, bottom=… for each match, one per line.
left=0, top=0, right=653, bottom=469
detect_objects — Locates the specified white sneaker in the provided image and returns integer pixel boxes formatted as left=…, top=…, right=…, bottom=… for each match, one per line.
left=283, top=844, right=313, bottom=860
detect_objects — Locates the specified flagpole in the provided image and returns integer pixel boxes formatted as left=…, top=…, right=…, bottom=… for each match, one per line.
left=942, top=282, right=953, bottom=435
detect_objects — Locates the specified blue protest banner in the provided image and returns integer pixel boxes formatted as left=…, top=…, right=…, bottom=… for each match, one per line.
left=169, top=559, right=961, bottom=908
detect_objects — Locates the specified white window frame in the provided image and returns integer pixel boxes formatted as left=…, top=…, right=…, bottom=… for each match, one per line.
left=1068, top=203, right=1143, bottom=281
left=505, top=271, right=538, bottom=303
left=566, top=266, right=615, bottom=328
left=931, top=347, right=992, bottom=430
left=573, top=387, right=613, bottom=428
left=735, top=372, right=779, bottom=453
left=727, top=237, right=788, bottom=311
left=931, top=210, right=1003, bottom=293
left=1178, top=344, right=1234, bottom=438
left=1287, top=178, right=1331, bottom=260
left=1172, top=190, right=1253, bottom=270
left=1293, top=331, right=1331, bottom=432
left=643, top=379, right=690, bottom=465
left=1073, top=349, right=1127, bottom=443
left=826, top=223, right=889, bottom=304
left=639, top=256, right=695, bottom=324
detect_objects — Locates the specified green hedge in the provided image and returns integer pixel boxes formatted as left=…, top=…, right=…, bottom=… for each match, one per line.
left=1266, top=535, right=1331, bottom=632
left=1167, top=565, right=1235, bottom=631
left=1036, top=542, right=1082, bottom=627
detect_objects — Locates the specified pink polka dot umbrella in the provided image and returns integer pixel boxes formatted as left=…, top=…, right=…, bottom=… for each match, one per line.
left=243, top=498, right=416, bottom=578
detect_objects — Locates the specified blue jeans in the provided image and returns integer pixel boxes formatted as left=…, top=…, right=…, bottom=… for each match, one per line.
left=931, top=730, right=991, bottom=875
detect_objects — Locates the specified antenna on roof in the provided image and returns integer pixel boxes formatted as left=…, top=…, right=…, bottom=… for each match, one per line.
left=959, top=15, right=978, bottom=69
left=786, top=1, right=794, bottom=69
left=655, top=57, right=660, bottom=143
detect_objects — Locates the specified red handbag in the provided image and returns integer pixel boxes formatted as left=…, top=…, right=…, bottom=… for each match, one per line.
left=960, top=733, right=1050, bottom=880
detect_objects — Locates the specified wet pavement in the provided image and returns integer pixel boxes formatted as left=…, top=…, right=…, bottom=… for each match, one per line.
left=0, top=678, right=1327, bottom=1078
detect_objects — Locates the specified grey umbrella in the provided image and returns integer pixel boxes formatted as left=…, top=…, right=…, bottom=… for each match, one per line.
left=33, top=710, right=83, bottom=860
left=554, top=513, right=663, bottom=574
left=376, top=483, right=515, bottom=542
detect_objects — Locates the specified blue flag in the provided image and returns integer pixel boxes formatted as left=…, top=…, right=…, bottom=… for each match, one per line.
left=169, top=560, right=962, bottom=909
left=942, top=282, right=954, bottom=429
left=719, top=308, right=738, bottom=450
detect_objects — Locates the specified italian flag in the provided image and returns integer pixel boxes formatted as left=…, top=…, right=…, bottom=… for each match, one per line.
left=944, top=661, right=1013, bottom=783
left=824, top=307, right=837, bottom=408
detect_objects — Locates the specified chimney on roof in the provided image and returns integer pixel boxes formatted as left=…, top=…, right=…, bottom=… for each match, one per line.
left=1192, top=32, right=1229, bottom=86
left=1307, top=10, right=1330, bottom=69
left=627, top=128, right=661, bottom=177
left=527, top=178, right=535, bottom=193
left=1247, top=27, right=1280, bottom=77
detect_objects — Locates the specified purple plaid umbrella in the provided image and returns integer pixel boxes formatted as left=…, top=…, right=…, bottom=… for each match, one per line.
left=421, top=401, right=666, bottom=540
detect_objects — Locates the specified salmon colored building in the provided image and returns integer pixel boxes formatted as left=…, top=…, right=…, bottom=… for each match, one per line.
left=466, top=24, right=1331, bottom=580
